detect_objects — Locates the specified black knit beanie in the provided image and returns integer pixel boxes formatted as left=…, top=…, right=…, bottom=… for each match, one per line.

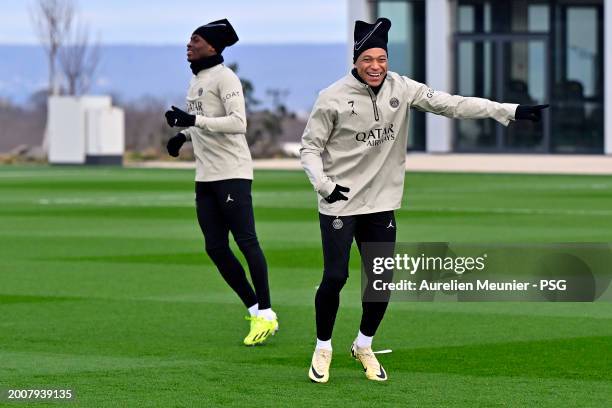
left=192, top=18, right=239, bottom=54
left=353, top=18, right=391, bottom=62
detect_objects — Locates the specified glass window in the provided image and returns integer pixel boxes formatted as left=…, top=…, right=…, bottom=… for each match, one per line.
left=566, top=8, right=597, bottom=98
left=455, top=0, right=604, bottom=153
left=458, top=6, right=475, bottom=33
left=528, top=5, right=549, bottom=31
left=483, top=2, right=492, bottom=32
left=381, top=2, right=411, bottom=76
left=457, top=1, right=550, bottom=33
left=456, top=40, right=497, bottom=149
left=503, top=41, right=547, bottom=149
left=377, top=0, right=426, bottom=151
left=456, top=38, right=548, bottom=152
left=528, top=42, right=546, bottom=102
left=551, top=4, right=603, bottom=153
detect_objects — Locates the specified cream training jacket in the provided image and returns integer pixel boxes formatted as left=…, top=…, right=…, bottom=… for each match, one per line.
left=300, top=71, right=518, bottom=216
left=182, top=64, right=253, bottom=182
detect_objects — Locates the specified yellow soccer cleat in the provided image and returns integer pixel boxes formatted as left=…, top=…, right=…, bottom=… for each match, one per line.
left=243, top=316, right=278, bottom=346
left=351, top=342, right=388, bottom=381
left=308, top=348, right=332, bottom=383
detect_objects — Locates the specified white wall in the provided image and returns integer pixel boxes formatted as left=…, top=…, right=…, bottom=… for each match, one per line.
left=86, top=108, right=125, bottom=156
left=48, top=98, right=85, bottom=164
left=425, top=0, right=453, bottom=153
left=48, top=96, right=111, bottom=164
left=347, top=0, right=374, bottom=67
left=48, top=96, right=124, bottom=164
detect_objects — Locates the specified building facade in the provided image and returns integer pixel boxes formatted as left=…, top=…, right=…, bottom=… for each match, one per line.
left=349, top=0, right=611, bottom=154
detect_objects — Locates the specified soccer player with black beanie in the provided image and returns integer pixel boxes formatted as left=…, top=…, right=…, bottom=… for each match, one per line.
left=164, top=19, right=278, bottom=346
left=301, top=18, right=548, bottom=382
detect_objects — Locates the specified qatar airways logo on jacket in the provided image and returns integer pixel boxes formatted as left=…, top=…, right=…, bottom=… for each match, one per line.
left=188, top=100, right=204, bottom=115
left=355, top=124, right=395, bottom=147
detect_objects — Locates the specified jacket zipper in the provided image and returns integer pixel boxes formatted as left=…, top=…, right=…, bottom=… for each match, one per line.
left=366, top=86, right=380, bottom=121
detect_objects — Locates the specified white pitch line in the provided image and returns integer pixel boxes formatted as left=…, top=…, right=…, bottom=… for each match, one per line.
left=32, top=197, right=612, bottom=217
left=404, top=206, right=612, bottom=216
left=409, top=183, right=612, bottom=193
left=0, top=170, right=114, bottom=179
left=36, top=197, right=193, bottom=207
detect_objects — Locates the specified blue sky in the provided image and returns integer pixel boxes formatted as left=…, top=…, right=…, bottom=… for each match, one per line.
left=1, top=0, right=348, bottom=44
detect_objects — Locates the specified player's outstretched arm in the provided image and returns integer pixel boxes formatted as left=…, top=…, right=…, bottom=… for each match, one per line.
left=404, top=77, right=549, bottom=127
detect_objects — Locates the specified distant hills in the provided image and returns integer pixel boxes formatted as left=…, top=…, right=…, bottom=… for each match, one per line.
left=0, top=43, right=348, bottom=114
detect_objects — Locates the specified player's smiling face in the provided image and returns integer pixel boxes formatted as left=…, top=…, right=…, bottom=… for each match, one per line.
left=187, top=34, right=217, bottom=61
left=355, top=48, right=388, bottom=87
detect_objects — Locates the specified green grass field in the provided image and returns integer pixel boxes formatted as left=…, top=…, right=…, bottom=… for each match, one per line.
left=1, top=165, right=611, bottom=407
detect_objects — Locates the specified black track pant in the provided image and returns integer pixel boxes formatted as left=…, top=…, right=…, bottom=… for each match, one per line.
left=316, top=211, right=396, bottom=340
left=195, top=179, right=270, bottom=309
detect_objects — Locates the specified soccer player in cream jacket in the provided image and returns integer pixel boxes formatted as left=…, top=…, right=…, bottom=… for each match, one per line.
left=301, top=18, right=548, bottom=383
left=164, top=19, right=278, bottom=346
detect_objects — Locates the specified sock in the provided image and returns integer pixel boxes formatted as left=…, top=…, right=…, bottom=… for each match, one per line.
left=356, top=330, right=373, bottom=348
left=248, top=303, right=258, bottom=317
left=316, top=338, right=332, bottom=351
left=258, top=308, right=276, bottom=321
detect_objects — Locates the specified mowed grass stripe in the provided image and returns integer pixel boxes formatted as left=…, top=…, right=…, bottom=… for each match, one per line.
left=1, top=166, right=611, bottom=406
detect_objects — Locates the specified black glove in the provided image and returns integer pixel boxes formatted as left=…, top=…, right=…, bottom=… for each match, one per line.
left=324, top=184, right=350, bottom=204
left=515, top=104, right=549, bottom=122
left=165, top=106, right=196, bottom=127
left=166, top=133, right=187, bottom=157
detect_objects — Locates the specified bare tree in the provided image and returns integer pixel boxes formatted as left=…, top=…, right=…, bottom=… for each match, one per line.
left=30, top=0, right=75, bottom=95
left=266, top=88, right=290, bottom=112
left=59, top=22, right=100, bottom=95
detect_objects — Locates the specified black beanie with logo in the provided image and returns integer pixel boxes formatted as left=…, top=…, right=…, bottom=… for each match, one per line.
left=192, top=18, right=239, bottom=54
left=353, top=18, right=391, bottom=63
